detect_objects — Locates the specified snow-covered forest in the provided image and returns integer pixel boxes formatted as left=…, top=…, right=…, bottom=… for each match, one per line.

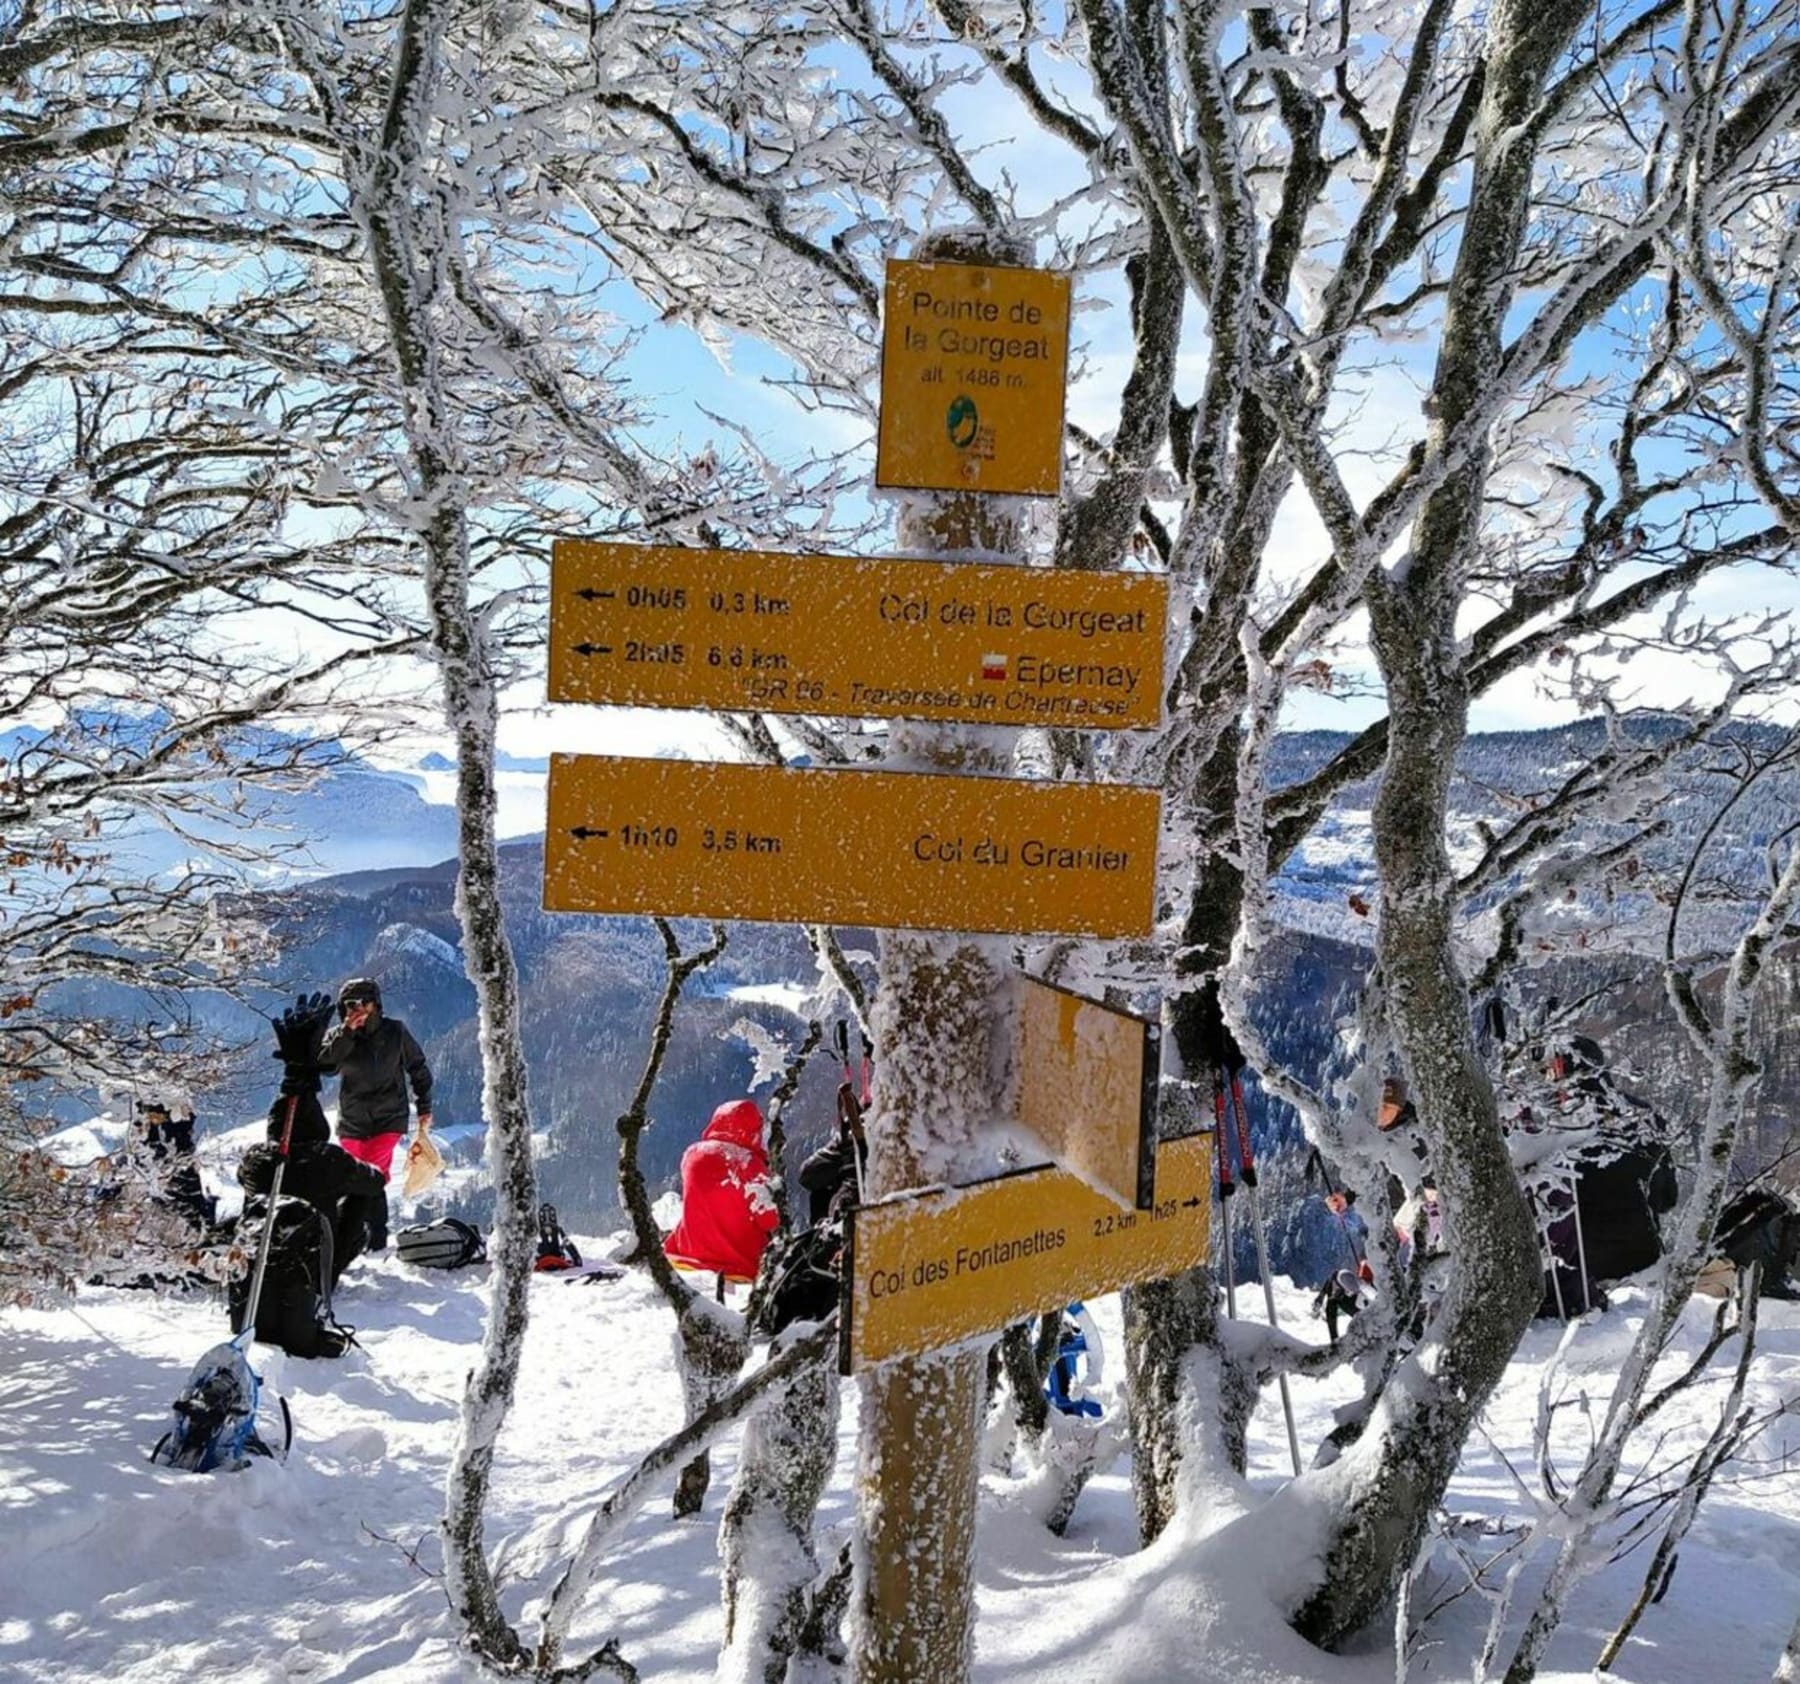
left=4, top=2, right=1799, bottom=1682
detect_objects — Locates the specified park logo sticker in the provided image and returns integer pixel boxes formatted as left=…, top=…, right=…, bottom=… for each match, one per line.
left=946, top=394, right=979, bottom=449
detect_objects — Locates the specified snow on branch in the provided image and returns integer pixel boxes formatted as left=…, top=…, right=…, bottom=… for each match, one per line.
left=534, top=1316, right=840, bottom=1671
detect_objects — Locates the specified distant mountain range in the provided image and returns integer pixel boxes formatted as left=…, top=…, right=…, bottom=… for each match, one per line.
left=4, top=713, right=462, bottom=882
left=34, top=712, right=1799, bottom=1257
left=418, top=749, right=550, bottom=774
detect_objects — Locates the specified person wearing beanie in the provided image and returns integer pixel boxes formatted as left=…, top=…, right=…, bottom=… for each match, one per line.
left=316, top=977, right=434, bottom=1251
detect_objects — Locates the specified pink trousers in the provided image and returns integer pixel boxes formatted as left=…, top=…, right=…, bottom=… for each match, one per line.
left=340, top=1131, right=405, bottom=1182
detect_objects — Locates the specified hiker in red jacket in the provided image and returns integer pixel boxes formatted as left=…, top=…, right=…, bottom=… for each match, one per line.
left=663, top=1098, right=779, bottom=1281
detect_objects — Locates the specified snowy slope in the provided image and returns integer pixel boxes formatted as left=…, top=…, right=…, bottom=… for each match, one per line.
left=3, top=1260, right=1796, bottom=1683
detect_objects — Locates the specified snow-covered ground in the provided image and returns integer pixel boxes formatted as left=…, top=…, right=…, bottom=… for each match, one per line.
left=3, top=1251, right=1796, bottom=1683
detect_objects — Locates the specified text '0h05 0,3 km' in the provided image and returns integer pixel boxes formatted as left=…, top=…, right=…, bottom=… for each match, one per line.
left=549, top=540, right=1166, bottom=731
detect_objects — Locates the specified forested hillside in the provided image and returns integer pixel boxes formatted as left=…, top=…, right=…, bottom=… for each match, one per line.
left=146, top=715, right=1795, bottom=1245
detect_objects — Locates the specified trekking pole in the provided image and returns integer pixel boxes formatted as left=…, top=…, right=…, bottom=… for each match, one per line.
left=1569, top=1170, right=1592, bottom=1315
left=1212, top=1069, right=1238, bottom=1321
left=1526, top=1182, right=1569, bottom=1323
left=240, top=1093, right=300, bottom=1342
left=1227, top=1068, right=1303, bottom=1478
left=838, top=1082, right=867, bottom=1207
left=836, top=1022, right=867, bottom=1206
left=1307, top=1147, right=1366, bottom=1276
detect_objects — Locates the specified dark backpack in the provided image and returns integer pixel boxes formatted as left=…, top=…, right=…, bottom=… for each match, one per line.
left=1717, top=1188, right=1800, bottom=1292
left=753, top=1221, right=844, bottom=1337
left=229, top=1196, right=352, bottom=1359
left=396, top=1216, right=487, bottom=1270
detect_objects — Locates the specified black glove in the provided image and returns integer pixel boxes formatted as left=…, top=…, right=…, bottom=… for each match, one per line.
left=272, top=991, right=335, bottom=1071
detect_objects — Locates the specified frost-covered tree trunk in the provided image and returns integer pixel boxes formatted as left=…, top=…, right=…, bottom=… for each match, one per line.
left=1280, top=6, right=1581, bottom=1644
left=718, top=1338, right=841, bottom=1683
left=854, top=933, right=1000, bottom=1684
left=673, top=1301, right=756, bottom=1518
left=1123, top=732, right=1240, bottom=1541
left=355, top=0, right=539, bottom=1665
left=614, top=920, right=752, bottom=1520
left=997, top=1317, right=1053, bottom=1449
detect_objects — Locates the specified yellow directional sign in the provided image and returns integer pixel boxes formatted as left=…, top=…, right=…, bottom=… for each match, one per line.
left=840, top=1136, right=1210, bottom=1374
left=876, top=259, right=1071, bottom=497
left=1011, top=976, right=1158, bottom=1210
left=544, top=756, right=1159, bottom=940
left=550, top=541, right=1165, bottom=731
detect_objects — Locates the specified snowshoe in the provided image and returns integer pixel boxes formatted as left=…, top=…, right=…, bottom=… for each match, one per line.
left=149, top=1332, right=291, bottom=1473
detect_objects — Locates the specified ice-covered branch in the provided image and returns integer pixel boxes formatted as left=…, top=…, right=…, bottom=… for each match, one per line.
left=616, top=919, right=730, bottom=1312
left=535, top=1316, right=839, bottom=1668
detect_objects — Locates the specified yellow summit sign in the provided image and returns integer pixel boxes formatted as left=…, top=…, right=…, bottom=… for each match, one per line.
left=876, top=259, right=1071, bottom=497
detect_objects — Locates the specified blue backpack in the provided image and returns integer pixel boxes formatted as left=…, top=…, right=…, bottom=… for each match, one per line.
left=149, top=1332, right=292, bottom=1473
left=1046, top=1303, right=1104, bottom=1421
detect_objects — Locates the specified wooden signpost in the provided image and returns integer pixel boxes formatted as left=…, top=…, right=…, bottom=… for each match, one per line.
left=550, top=539, right=1166, bottom=730
left=875, top=259, right=1071, bottom=497
left=1009, top=974, right=1159, bottom=1210
left=544, top=754, right=1159, bottom=940
left=840, top=1135, right=1210, bottom=1374
left=541, top=252, right=1186, bottom=1684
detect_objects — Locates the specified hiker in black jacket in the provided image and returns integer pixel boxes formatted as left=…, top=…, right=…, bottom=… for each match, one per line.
left=798, top=1083, right=868, bottom=1225
left=243, top=991, right=388, bottom=1282
left=317, top=977, right=433, bottom=1251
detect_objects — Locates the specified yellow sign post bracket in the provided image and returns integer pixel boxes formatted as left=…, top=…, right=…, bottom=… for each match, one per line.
left=1008, top=973, right=1160, bottom=1210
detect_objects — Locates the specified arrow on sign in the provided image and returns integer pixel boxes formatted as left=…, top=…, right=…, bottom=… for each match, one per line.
left=1181, top=1196, right=1203, bottom=1210
left=575, top=587, right=616, bottom=601
left=571, top=642, right=613, bottom=658
left=569, top=826, right=610, bottom=840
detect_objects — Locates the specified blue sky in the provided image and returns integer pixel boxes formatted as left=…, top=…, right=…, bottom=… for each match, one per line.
left=469, top=25, right=1800, bottom=765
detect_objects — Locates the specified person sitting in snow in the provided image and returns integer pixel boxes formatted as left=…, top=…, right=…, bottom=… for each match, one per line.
left=239, top=992, right=388, bottom=1287
left=131, top=1097, right=216, bottom=1231
left=663, top=1098, right=780, bottom=1283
